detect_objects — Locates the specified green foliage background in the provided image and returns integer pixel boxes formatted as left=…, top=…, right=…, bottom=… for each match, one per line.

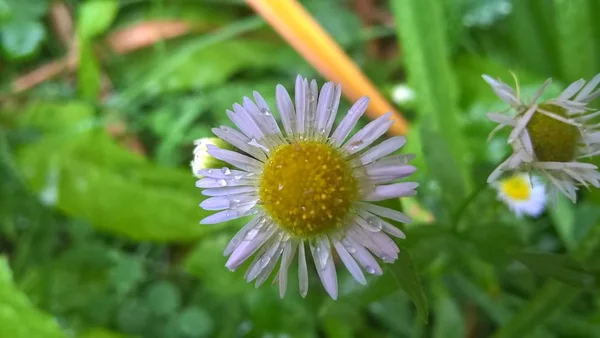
left=1, top=0, right=600, bottom=337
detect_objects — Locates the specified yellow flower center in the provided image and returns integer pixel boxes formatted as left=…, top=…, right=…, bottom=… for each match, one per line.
left=526, top=104, right=579, bottom=162
left=259, top=141, right=359, bottom=238
left=499, top=175, right=531, bottom=201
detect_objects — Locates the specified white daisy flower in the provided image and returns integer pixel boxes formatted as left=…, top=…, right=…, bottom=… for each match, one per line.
left=483, top=73, right=600, bottom=202
left=495, top=173, right=546, bottom=218
left=195, top=76, right=417, bottom=299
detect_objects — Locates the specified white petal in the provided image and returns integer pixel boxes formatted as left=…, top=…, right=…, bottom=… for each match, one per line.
left=298, top=241, right=309, bottom=298
left=364, top=182, right=419, bottom=201
left=202, top=186, right=256, bottom=197
left=276, top=84, right=296, bottom=137
left=245, top=232, right=284, bottom=282
left=324, top=84, right=342, bottom=137
left=315, top=82, right=335, bottom=135
left=332, top=238, right=366, bottom=285
left=226, top=222, right=276, bottom=270
left=212, top=127, right=267, bottom=161
left=200, top=204, right=257, bottom=224
left=487, top=112, right=516, bottom=125
left=508, top=105, right=536, bottom=144
left=310, top=237, right=338, bottom=300
left=295, top=76, right=308, bottom=135
left=575, top=73, right=600, bottom=101
left=343, top=113, right=393, bottom=154
left=341, top=236, right=382, bottom=275
left=330, top=97, right=370, bottom=146
left=242, top=96, right=284, bottom=140
left=227, top=107, right=264, bottom=140
left=278, top=240, right=297, bottom=298
left=200, top=194, right=258, bottom=211
left=558, top=79, right=586, bottom=101
left=355, top=201, right=412, bottom=224
left=359, top=136, right=407, bottom=165
left=364, top=163, right=416, bottom=180
left=207, top=145, right=263, bottom=172
left=223, top=216, right=267, bottom=256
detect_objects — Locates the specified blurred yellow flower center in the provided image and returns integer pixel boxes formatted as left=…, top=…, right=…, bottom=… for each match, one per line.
left=259, top=141, right=359, bottom=237
left=526, top=104, right=579, bottom=162
left=500, top=175, right=531, bottom=201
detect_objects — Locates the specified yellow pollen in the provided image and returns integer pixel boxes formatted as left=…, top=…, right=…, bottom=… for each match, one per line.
left=500, top=175, right=531, bottom=201
left=259, top=141, right=359, bottom=237
left=526, top=104, right=579, bottom=162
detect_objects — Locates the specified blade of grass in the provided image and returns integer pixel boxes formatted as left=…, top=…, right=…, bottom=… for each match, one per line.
left=391, top=0, right=472, bottom=214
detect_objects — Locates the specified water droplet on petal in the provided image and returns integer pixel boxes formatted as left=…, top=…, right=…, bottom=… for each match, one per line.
left=365, top=266, right=375, bottom=274
left=381, top=255, right=394, bottom=263
left=260, top=108, right=271, bottom=116
left=221, top=167, right=231, bottom=175
left=207, top=169, right=213, bottom=174
left=319, top=128, right=326, bottom=134
left=365, top=216, right=383, bottom=232
left=234, top=175, right=243, bottom=180
left=346, top=245, right=356, bottom=254
left=259, top=256, right=271, bottom=268
left=245, top=228, right=259, bottom=241
left=309, top=94, right=316, bottom=102
left=218, top=179, right=228, bottom=187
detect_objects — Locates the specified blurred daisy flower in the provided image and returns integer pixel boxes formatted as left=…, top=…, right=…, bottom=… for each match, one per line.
left=484, top=73, right=600, bottom=202
left=495, top=173, right=546, bottom=218
left=191, top=137, right=225, bottom=178
left=194, top=75, right=417, bottom=299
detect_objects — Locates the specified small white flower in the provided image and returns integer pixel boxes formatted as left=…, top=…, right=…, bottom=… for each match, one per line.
left=194, top=76, right=418, bottom=299
left=495, top=173, right=546, bottom=217
left=484, top=73, right=600, bottom=202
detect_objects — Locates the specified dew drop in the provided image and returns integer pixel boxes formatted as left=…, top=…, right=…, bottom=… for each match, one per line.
left=217, top=179, right=228, bottom=187
left=245, top=228, right=259, bottom=241
left=319, top=128, right=326, bottom=134
left=260, top=108, right=271, bottom=116
left=221, top=167, right=231, bottom=175
left=259, top=256, right=271, bottom=268
left=234, top=175, right=243, bottom=180
left=381, top=255, right=394, bottom=263
left=207, top=169, right=213, bottom=174
left=309, top=94, right=316, bottom=102
left=365, top=266, right=376, bottom=274
left=346, top=245, right=356, bottom=254
left=365, top=216, right=383, bottom=232
left=248, top=138, right=270, bottom=152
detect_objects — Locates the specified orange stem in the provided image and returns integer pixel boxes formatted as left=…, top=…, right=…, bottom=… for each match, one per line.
left=246, top=0, right=408, bottom=135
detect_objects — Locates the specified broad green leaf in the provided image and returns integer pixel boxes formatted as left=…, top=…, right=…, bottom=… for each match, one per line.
left=549, top=194, right=577, bottom=251
left=392, top=0, right=472, bottom=215
left=14, top=101, right=221, bottom=242
left=0, top=20, right=44, bottom=59
left=79, top=328, right=129, bottom=338
left=0, top=256, right=66, bottom=338
left=77, top=0, right=118, bottom=39
left=387, top=249, right=429, bottom=323
left=463, top=222, right=523, bottom=265
left=516, top=252, right=595, bottom=287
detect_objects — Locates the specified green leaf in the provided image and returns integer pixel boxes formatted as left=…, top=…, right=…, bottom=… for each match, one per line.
left=77, top=0, right=118, bottom=39
left=387, top=248, right=429, bottom=323
left=77, top=39, right=101, bottom=100
left=549, top=194, right=577, bottom=251
left=109, top=254, right=147, bottom=297
left=463, top=222, right=523, bottom=265
left=516, top=252, right=595, bottom=287
left=391, top=0, right=472, bottom=215
left=14, top=101, right=223, bottom=242
left=0, top=20, right=45, bottom=59
left=79, top=328, right=129, bottom=338
left=0, top=256, right=66, bottom=338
